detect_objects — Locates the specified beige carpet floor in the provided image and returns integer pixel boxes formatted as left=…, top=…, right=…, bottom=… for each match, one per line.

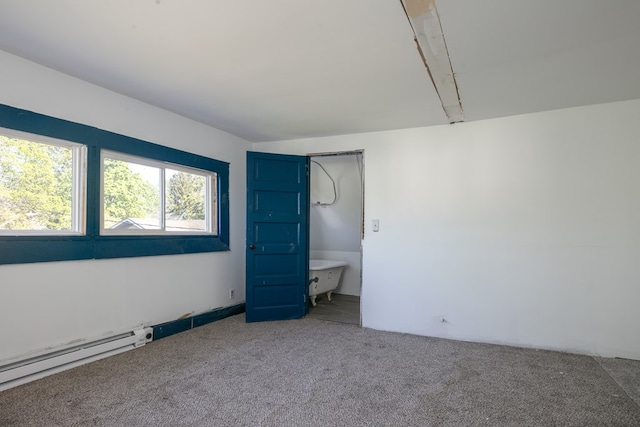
left=1, top=314, right=639, bottom=426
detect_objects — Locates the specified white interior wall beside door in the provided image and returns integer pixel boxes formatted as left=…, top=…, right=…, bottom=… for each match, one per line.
left=255, top=98, right=640, bottom=360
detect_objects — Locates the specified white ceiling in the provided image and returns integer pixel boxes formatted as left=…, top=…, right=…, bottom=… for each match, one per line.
left=0, top=0, right=639, bottom=142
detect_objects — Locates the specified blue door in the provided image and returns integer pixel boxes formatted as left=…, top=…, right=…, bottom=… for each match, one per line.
left=246, top=152, right=309, bottom=322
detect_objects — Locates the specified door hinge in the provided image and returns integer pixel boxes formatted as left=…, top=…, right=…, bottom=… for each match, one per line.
left=305, top=164, right=310, bottom=176
left=303, top=294, right=307, bottom=303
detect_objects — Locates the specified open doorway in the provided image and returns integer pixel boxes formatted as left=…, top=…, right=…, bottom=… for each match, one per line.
left=306, top=151, right=364, bottom=325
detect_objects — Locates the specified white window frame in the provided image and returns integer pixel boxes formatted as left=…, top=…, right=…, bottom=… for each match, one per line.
left=0, top=127, right=86, bottom=236
left=100, top=150, right=217, bottom=236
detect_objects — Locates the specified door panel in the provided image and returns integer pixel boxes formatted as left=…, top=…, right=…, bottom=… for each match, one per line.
left=254, top=254, right=300, bottom=276
left=246, top=152, right=309, bottom=322
left=254, top=190, right=300, bottom=214
left=254, top=223, right=300, bottom=244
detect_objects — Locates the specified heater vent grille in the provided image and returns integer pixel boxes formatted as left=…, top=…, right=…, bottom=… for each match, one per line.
left=0, top=327, right=151, bottom=391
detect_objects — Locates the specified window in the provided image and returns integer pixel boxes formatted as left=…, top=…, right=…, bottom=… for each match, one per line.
left=0, top=103, right=230, bottom=265
left=100, top=151, right=217, bottom=235
left=0, top=128, right=86, bottom=235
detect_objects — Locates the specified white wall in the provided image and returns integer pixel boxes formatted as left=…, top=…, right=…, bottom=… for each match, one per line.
left=310, top=155, right=362, bottom=252
left=0, top=51, right=249, bottom=362
left=255, top=99, right=640, bottom=360
left=310, top=155, right=362, bottom=296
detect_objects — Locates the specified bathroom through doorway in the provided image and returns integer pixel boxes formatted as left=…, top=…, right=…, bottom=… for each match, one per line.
left=306, top=150, right=364, bottom=325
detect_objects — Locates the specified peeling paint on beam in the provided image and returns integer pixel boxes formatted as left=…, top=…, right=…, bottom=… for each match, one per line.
left=401, top=0, right=464, bottom=123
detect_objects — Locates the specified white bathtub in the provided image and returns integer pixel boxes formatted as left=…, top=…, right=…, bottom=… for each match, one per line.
left=308, top=259, right=348, bottom=307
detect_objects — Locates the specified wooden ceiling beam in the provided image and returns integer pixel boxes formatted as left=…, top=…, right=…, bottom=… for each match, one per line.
left=401, top=0, right=464, bottom=123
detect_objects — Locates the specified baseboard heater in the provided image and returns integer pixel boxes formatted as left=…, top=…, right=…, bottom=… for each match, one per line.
left=0, top=327, right=152, bottom=392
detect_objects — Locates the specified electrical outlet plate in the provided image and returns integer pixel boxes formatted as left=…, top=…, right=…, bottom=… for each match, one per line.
left=229, top=289, right=235, bottom=300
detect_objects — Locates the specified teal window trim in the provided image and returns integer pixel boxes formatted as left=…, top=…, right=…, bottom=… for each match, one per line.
left=0, top=104, right=230, bottom=265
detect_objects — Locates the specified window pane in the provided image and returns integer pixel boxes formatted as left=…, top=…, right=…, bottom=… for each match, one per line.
left=103, top=158, right=161, bottom=230
left=0, top=135, right=75, bottom=232
left=165, top=169, right=207, bottom=232
left=101, top=150, right=217, bottom=235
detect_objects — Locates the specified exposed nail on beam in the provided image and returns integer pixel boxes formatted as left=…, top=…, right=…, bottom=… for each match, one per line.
left=401, top=0, right=464, bottom=123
